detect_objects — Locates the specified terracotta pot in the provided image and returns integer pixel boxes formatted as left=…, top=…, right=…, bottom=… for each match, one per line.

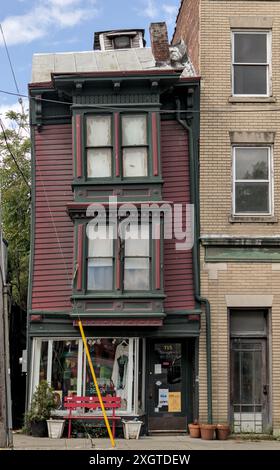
left=188, top=423, right=201, bottom=438
left=216, top=424, right=230, bottom=440
left=200, top=424, right=216, bottom=440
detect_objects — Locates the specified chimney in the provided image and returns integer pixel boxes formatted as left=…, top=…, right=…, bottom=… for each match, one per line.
left=149, top=22, right=170, bottom=66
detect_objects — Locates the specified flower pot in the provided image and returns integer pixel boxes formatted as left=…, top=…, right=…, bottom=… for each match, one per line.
left=122, top=420, right=143, bottom=439
left=47, top=419, right=65, bottom=438
left=31, top=420, right=48, bottom=437
left=200, top=424, right=216, bottom=440
left=216, top=424, right=230, bottom=440
left=188, top=423, right=201, bottom=438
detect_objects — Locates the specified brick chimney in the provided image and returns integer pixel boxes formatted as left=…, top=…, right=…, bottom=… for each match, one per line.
left=149, top=22, right=170, bottom=66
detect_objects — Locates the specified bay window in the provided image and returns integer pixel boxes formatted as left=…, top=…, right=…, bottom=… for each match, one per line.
left=84, top=112, right=156, bottom=180
left=232, top=31, right=271, bottom=96
left=233, top=146, right=272, bottom=215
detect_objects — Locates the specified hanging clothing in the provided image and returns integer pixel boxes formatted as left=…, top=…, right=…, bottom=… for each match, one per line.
left=111, top=343, right=129, bottom=404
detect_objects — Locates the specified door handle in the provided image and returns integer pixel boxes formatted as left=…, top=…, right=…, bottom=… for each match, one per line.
left=263, top=384, right=268, bottom=395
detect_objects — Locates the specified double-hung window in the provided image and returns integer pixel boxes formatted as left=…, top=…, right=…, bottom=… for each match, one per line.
left=232, top=31, right=271, bottom=96
left=122, top=114, right=148, bottom=177
left=123, top=224, right=150, bottom=291
left=86, top=115, right=112, bottom=177
left=85, top=113, right=150, bottom=178
left=233, top=146, right=272, bottom=215
left=87, top=226, right=114, bottom=290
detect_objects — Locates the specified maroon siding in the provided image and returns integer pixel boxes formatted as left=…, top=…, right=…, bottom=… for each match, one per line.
left=161, top=120, right=195, bottom=312
left=32, top=124, right=73, bottom=311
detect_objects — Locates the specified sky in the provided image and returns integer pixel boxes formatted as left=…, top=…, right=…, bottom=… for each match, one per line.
left=0, top=0, right=180, bottom=121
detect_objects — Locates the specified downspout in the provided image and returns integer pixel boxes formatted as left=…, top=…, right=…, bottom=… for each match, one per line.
left=176, top=98, right=212, bottom=424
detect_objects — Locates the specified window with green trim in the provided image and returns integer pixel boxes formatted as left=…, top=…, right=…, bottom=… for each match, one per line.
left=85, top=222, right=159, bottom=293
left=84, top=112, right=156, bottom=180
left=86, top=115, right=113, bottom=177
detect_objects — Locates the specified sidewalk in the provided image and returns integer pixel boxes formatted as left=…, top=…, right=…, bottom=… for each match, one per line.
left=10, top=433, right=280, bottom=450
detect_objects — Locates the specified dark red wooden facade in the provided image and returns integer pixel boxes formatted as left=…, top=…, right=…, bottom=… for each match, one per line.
left=32, top=124, right=73, bottom=312
left=31, top=120, right=195, bottom=313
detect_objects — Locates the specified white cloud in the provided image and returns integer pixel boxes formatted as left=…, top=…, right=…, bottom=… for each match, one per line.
left=162, top=4, right=178, bottom=25
left=137, top=1, right=179, bottom=25
left=0, top=0, right=99, bottom=46
left=138, top=0, right=159, bottom=19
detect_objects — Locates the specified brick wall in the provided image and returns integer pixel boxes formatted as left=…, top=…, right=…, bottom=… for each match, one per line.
left=172, top=0, right=200, bottom=74
left=175, top=0, right=280, bottom=433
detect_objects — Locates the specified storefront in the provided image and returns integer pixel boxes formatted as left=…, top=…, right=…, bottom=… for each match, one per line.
left=29, top=335, right=196, bottom=431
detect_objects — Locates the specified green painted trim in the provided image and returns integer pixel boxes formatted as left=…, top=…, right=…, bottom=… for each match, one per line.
left=69, top=312, right=166, bottom=318
left=29, top=310, right=71, bottom=316
left=205, top=246, right=280, bottom=262
left=71, top=293, right=166, bottom=299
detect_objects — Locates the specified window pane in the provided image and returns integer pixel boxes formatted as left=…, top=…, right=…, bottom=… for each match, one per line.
left=88, top=235, right=113, bottom=257
left=124, top=258, right=149, bottom=290
left=52, top=340, right=79, bottom=405
left=85, top=338, right=130, bottom=411
left=234, top=65, right=267, bottom=95
left=88, top=258, right=113, bottom=290
left=86, top=115, right=111, bottom=146
left=87, top=148, right=112, bottom=177
left=123, top=147, right=148, bottom=177
left=235, top=182, right=269, bottom=213
left=39, top=341, right=49, bottom=382
left=125, top=225, right=149, bottom=256
left=234, top=33, right=267, bottom=63
left=231, top=311, right=267, bottom=335
left=122, top=115, right=147, bottom=145
left=235, top=148, right=269, bottom=180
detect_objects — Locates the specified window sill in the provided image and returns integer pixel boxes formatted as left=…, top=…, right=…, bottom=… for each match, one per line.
left=229, top=215, right=278, bottom=224
left=228, top=96, right=276, bottom=104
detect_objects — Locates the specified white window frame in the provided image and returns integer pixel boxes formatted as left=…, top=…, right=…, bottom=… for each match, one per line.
left=232, top=145, right=273, bottom=216
left=232, top=30, right=272, bottom=97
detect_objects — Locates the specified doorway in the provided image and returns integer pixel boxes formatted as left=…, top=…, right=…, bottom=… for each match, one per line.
left=146, top=339, right=191, bottom=432
left=230, top=310, right=269, bottom=433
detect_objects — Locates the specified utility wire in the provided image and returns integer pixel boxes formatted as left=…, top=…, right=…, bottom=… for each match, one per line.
left=0, top=24, right=24, bottom=114
left=2, top=88, right=280, bottom=114
left=0, top=119, right=30, bottom=190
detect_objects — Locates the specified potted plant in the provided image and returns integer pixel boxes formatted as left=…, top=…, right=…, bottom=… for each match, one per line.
left=188, top=420, right=201, bottom=438
left=24, top=381, right=56, bottom=437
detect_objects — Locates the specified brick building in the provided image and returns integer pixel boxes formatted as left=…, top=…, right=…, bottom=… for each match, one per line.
left=174, top=0, right=280, bottom=434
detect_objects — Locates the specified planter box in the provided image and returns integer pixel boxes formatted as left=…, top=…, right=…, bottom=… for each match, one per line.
left=47, top=419, right=65, bottom=439
left=122, top=420, right=143, bottom=440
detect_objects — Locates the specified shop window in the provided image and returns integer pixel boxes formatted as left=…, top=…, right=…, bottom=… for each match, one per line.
left=233, top=146, right=272, bottom=215
left=232, top=31, right=271, bottom=96
left=32, top=337, right=140, bottom=414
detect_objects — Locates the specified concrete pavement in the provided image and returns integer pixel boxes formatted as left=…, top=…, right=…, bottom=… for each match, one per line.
left=10, top=433, right=280, bottom=450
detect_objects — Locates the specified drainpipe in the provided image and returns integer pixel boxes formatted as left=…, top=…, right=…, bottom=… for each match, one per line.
left=176, top=98, right=213, bottom=424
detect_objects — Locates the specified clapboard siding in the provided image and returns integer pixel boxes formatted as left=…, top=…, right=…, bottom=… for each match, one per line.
left=161, top=120, right=195, bottom=312
left=32, top=124, right=73, bottom=311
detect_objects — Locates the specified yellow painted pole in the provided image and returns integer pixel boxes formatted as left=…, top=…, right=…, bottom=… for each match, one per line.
left=78, top=320, right=116, bottom=448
